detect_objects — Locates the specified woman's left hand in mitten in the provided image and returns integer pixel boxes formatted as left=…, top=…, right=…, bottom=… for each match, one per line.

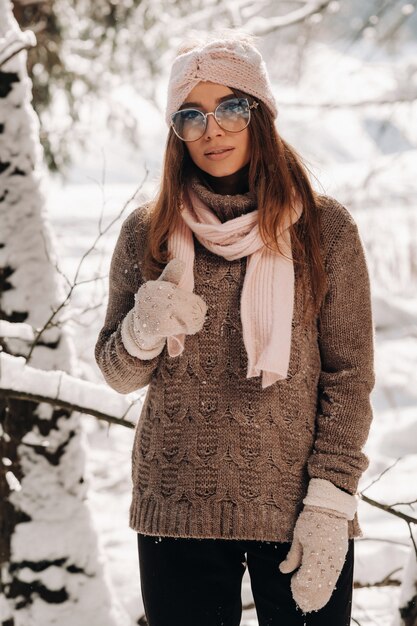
left=278, top=505, right=348, bottom=612
left=278, top=478, right=357, bottom=613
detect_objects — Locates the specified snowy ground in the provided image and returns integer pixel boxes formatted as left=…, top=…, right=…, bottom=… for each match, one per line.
left=41, top=37, right=417, bottom=626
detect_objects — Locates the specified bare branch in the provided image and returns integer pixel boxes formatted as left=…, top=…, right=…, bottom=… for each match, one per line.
left=39, top=227, right=73, bottom=290
left=389, top=499, right=417, bottom=508
left=361, top=457, right=404, bottom=494
left=359, top=493, right=417, bottom=525
left=74, top=275, right=108, bottom=286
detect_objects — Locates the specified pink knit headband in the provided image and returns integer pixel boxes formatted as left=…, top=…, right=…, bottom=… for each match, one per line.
left=165, top=38, right=278, bottom=126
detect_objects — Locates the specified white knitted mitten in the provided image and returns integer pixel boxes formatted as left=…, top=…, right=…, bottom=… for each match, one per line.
left=278, top=478, right=357, bottom=613
left=121, top=258, right=207, bottom=360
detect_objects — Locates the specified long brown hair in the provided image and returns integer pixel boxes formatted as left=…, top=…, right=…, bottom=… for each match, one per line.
left=143, top=47, right=327, bottom=327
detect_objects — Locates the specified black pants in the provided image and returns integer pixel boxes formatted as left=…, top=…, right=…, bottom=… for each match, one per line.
left=137, top=533, right=354, bottom=626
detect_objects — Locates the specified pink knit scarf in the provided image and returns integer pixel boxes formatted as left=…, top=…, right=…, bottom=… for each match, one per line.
left=167, top=186, right=303, bottom=389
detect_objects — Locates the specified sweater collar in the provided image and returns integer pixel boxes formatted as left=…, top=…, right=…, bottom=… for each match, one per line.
left=187, top=169, right=257, bottom=223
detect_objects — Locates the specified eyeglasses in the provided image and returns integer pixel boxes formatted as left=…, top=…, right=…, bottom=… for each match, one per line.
left=171, top=97, right=259, bottom=142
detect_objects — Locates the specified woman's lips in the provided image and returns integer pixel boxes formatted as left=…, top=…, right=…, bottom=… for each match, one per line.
left=204, top=147, right=235, bottom=161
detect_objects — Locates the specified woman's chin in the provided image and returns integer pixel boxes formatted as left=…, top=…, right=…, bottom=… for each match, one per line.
left=199, top=162, right=243, bottom=178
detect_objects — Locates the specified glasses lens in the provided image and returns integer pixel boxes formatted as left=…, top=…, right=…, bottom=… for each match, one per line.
left=216, top=98, right=250, bottom=132
left=171, top=109, right=206, bottom=141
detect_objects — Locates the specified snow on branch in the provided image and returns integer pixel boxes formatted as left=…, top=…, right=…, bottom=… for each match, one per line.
left=244, top=0, right=333, bottom=35
left=0, top=352, right=141, bottom=429
left=0, top=320, right=35, bottom=341
left=0, top=27, right=36, bottom=68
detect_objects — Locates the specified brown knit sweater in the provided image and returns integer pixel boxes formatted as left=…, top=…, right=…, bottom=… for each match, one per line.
left=95, top=176, right=375, bottom=542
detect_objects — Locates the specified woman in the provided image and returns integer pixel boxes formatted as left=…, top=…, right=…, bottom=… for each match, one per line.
left=95, top=31, right=375, bottom=626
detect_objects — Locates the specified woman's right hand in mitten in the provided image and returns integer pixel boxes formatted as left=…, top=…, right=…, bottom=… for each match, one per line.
left=121, top=258, right=207, bottom=359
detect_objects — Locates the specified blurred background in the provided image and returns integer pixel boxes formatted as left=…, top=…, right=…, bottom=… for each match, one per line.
left=1, top=1, right=417, bottom=625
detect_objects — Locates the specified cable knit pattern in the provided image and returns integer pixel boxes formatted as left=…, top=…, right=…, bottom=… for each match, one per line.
left=94, top=182, right=375, bottom=542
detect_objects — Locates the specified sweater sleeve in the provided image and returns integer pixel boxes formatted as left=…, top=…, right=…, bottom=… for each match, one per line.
left=307, top=214, right=376, bottom=495
left=94, top=208, right=162, bottom=393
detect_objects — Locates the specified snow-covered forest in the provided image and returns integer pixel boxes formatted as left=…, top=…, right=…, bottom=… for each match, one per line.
left=1, top=0, right=417, bottom=624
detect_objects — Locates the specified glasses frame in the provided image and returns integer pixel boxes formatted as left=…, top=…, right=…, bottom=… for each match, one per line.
left=170, top=97, right=259, bottom=142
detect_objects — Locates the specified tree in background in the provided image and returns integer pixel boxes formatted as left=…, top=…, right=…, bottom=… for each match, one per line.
left=0, top=1, right=130, bottom=623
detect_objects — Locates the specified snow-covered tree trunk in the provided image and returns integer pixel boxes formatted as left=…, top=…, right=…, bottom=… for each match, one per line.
left=0, top=2, right=130, bottom=624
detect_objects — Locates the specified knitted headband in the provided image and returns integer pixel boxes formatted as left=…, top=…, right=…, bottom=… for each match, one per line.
left=165, top=38, right=278, bottom=127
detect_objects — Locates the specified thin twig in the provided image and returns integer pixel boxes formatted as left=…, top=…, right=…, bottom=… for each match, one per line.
left=26, top=169, right=148, bottom=362
left=361, top=457, right=404, bottom=494
left=359, top=493, right=417, bottom=525
left=407, top=522, right=417, bottom=559
left=389, top=499, right=417, bottom=508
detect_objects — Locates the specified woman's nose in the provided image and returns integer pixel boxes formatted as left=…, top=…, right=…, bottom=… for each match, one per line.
left=204, top=112, right=225, bottom=139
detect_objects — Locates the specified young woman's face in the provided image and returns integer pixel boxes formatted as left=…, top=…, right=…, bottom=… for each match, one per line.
left=180, top=81, right=252, bottom=177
